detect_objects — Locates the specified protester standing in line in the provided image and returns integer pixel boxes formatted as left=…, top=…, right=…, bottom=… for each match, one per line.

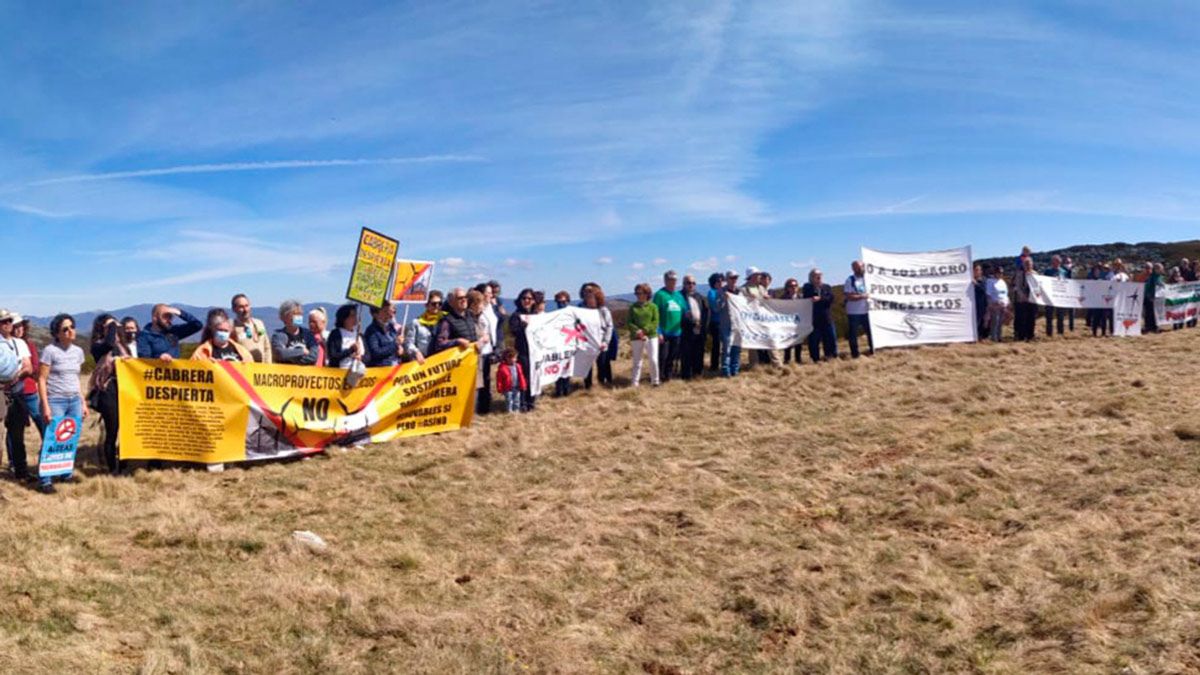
left=717, top=270, right=742, bottom=377
left=845, top=261, right=873, bottom=357
left=1, top=310, right=34, bottom=482
left=509, top=289, right=539, bottom=411
left=741, top=267, right=781, bottom=366
left=972, top=264, right=989, bottom=339
left=1110, top=260, right=1130, bottom=335
left=706, top=272, right=724, bottom=372
left=1042, top=255, right=1070, bottom=336
left=1144, top=263, right=1164, bottom=334
left=119, top=317, right=140, bottom=358
left=37, top=314, right=88, bottom=494
left=488, top=280, right=507, bottom=347
left=193, top=313, right=253, bottom=362
left=12, top=316, right=45, bottom=440
left=308, top=307, right=329, bottom=365
left=403, top=291, right=444, bottom=365
left=231, top=294, right=272, bottom=363
left=433, top=288, right=480, bottom=356
left=629, top=283, right=661, bottom=387
left=364, top=301, right=403, bottom=367
left=1086, top=263, right=1111, bottom=336
left=551, top=291, right=572, bottom=397
left=496, top=348, right=526, bottom=413
left=680, top=274, right=708, bottom=380
left=272, top=300, right=319, bottom=366
left=779, top=278, right=805, bottom=365
left=475, top=283, right=500, bottom=402
left=985, top=266, right=1010, bottom=342
left=581, top=286, right=614, bottom=389
left=1011, top=257, right=1038, bottom=341
left=803, top=269, right=837, bottom=362
left=653, top=271, right=685, bottom=383
left=325, top=304, right=365, bottom=369
left=138, top=304, right=203, bottom=362
left=88, top=314, right=131, bottom=475
left=467, top=289, right=493, bottom=413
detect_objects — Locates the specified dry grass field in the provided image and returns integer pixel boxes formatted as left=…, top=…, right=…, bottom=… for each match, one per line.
left=2, top=329, right=1200, bottom=674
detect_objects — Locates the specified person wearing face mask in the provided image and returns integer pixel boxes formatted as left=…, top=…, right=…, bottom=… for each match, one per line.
left=88, top=313, right=136, bottom=475
left=137, top=304, right=203, bottom=362
left=118, top=317, right=139, bottom=358
left=271, top=300, right=319, bottom=365
left=193, top=313, right=253, bottom=362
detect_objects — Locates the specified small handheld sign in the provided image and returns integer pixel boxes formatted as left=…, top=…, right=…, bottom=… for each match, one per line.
left=345, top=227, right=400, bottom=308
left=390, top=260, right=435, bottom=304
left=39, top=415, right=81, bottom=479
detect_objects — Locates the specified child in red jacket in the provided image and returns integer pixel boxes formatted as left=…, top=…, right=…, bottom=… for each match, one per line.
left=495, top=348, right=527, bottom=413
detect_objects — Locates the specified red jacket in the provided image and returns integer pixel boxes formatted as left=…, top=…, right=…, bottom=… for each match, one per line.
left=495, top=360, right=526, bottom=393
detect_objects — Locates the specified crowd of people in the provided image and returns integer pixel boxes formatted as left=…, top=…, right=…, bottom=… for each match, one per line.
left=1, top=250, right=1196, bottom=493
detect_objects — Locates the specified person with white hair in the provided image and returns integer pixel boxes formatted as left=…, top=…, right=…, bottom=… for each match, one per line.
left=653, top=270, right=686, bottom=382
left=803, top=268, right=837, bottom=362
left=271, top=299, right=319, bottom=365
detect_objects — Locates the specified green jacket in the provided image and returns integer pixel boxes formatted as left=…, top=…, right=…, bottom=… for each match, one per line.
left=628, top=301, right=659, bottom=340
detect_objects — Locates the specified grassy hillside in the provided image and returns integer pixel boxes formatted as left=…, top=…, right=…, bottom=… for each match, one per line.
left=976, top=239, right=1200, bottom=275
left=3, top=330, right=1200, bottom=672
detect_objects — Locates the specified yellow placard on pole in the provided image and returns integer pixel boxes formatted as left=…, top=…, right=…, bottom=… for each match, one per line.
left=346, top=227, right=400, bottom=308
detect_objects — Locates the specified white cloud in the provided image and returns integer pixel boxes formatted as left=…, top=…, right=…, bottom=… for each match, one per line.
left=503, top=258, right=533, bottom=270
left=630, top=261, right=646, bottom=270
left=652, top=257, right=669, bottom=266
left=724, top=254, right=738, bottom=263
left=790, top=258, right=817, bottom=270
left=594, top=256, right=614, bottom=265
left=689, top=256, right=720, bottom=271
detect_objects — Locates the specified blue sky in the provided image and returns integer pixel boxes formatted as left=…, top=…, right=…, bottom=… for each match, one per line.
left=1, top=1, right=1198, bottom=313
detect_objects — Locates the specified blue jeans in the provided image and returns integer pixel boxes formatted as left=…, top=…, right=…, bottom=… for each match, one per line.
left=48, top=396, right=83, bottom=419
left=505, top=390, right=521, bottom=413
left=720, top=340, right=741, bottom=377
left=847, top=314, right=873, bottom=358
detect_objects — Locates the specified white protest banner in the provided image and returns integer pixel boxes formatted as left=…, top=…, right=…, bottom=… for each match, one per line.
left=727, top=293, right=813, bottom=350
left=1112, top=283, right=1144, bottom=337
left=1159, top=282, right=1200, bottom=325
left=1026, top=274, right=1121, bottom=309
left=524, top=307, right=604, bottom=393
left=862, top=246, right=976, bottom=349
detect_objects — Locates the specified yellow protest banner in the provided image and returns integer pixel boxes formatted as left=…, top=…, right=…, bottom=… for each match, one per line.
left=346, top=227, right=399, bottom=307
left=390, top=259, right=435, bottom=303
left=117, top=348, right=478, bottom=464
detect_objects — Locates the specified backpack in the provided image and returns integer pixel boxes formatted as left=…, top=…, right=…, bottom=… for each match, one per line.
left=0, top=340, right=19, bottom=384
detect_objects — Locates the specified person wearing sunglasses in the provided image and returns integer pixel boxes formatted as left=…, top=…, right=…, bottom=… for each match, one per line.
left=36, top=314, right=88, bottom=493
left=433, top=288, right=480, bottom=355
left=402, top=291, right=444, bottom=365
left=679, top=274, right=708, bottom=380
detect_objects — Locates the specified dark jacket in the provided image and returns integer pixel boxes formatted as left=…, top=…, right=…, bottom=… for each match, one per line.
left=682, top=291, right=709, bottom=336
left=325, top=329, right=358, bottom=368
left=137, top=310, right=202, bottom=359
left=802, top=283, right=834, bottom=326
left=271, top=327, right=318, bottom=365
left=433, top=310, right=478, bottom=354
left=509, top=310, right=534, bottom=358
left=363, top=320, right=400, bottom=367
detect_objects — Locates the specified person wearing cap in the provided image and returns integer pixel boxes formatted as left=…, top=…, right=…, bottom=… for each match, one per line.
left=138, top=303, right=203, bottom=362
left=844, top=261, right=873, bottom=357
left=803, top=269, right=837, bottom=362
left=231, top=294, right=272, bottom=363
left=739, top=265, right=787, bottom=365
left=716, top=270, right=743, bottom=377
left=1, top=309, right=36, bottom=482
left=705, top=272, right=724, bottom=371
left=679, top=274, right=708, bottom=380
left=652, top=270, right=687, bottom=383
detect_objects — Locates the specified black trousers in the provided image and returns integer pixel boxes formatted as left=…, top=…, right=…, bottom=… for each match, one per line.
left=518, top=352, right=535, bottom=411
left=476, top=361, right=493, bottom=414
left=1015, top=302, right=1038, bottom=341
left=1045, top=307, right=1068, bottom=335
left=1143, top=300, right=1158, bottom=333
left=680, top=330, right=704, bottom=379
left=708, top=323, right=721, bottom=371
left=584, top=352, right=613, bottom=388
left=97, top=380, right=121, bottom=473
left=4, top=392, right=29, bottom=478
left=658, top=335, right=681, bottom=382
left=782, top=344, right=804, bottom=364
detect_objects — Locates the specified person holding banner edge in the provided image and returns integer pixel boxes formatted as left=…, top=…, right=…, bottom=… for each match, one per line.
left=1043, top=255, right=1070, bottom=337
left=845, top=261, right=872, bottom=358
left=509, top=289, right=539, bottom=411
left=803, top=269, right=837, bottom=362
